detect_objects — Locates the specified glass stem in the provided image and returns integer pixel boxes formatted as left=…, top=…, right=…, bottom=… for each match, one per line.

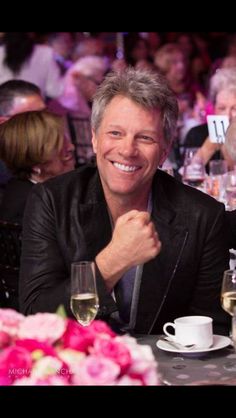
left=232, top=315, right=236, bottom=352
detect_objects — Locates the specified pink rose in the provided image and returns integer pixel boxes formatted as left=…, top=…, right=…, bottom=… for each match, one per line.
left=72, top=355, right=120, bottom=385
left=121, top=342, right=160, bottom=385
left=89, top=320, right=116, bottom=339
left=0, top=346, right=32, bottom=382
left=0, top=309, right=161, bottom=386
left=117, top=375, right=142, bottom=385
left=61, top=319, right=94, bottom=352
left=93, top=337, right=131, bottom=373
left=31, top=356, right=70, bottom=380
left=18, top=313, right=66, bottom=344
left=0, top=309, right=24, bottom=337
left=0, top=331, right=11, bottom=349
left=14, top=375, right=69, bottom=385
left=0, top=375, right=12, bottom=385
left=15, top=339, right=57, bottom=357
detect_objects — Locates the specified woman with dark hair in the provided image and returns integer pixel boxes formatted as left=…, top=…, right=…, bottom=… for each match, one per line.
left=0, top=33, right=63, bottom=99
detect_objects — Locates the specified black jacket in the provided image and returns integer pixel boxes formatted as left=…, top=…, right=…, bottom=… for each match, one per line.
left=19, top=166, right=230, bottom=335
left=0, top=178, right=34, bottom=224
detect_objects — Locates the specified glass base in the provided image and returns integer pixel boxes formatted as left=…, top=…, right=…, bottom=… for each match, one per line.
left=223, top=361, right=236, bottom=372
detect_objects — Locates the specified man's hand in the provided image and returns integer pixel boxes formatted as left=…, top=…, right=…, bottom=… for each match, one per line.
left=96, top=210, right=161, bottom=290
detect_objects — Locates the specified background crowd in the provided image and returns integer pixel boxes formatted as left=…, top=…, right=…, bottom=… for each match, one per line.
left=0, top=32, right=236, bottom=180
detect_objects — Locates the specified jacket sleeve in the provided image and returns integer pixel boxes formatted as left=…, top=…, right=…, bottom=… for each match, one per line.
left=19, top=183, right=117, bottom=318
left=225, top=210, right=236, bottom=250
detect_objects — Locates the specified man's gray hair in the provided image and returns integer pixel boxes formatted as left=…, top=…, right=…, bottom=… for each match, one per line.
left=91, top=67, right=178, bottom=149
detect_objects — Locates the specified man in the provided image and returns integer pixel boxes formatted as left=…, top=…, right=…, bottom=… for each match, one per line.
left=0, top=80, right=45, bottom=187
left=0, top=79, right=45, bottom=123
left=19, top=68, right=230, bottom=335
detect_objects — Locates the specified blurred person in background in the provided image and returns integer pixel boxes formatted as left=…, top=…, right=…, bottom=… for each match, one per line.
left=124, top=33, right=154, bottom=70
left=224, top=119, right=236, bottom=249
left=0, top=110, right=75, bottom=224
left=47, top=55, right=109, bottom=165
left=0, top=33, right=63, bottom=99
left=0, top=80, right=45, bottom=196
left=49, top=55, right=109, bottom=118
left=0, top=80, right=45, bottom=124
left=47, top=32, right=74, bottom=75
left=186, top=68, right=236, bottom=170
left=154, top=42, right=205, bottom=170
left=72, top=36, right=105, bottom=61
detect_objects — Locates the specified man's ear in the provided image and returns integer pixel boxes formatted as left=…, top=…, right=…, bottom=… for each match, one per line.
left=159, top=146, right=169, bottom=166
left=91, top=129, right=97, bottom=154
left=32, top=165, right=42, bottom=175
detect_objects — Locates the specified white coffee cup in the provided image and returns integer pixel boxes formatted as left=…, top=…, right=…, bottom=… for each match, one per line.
left=163, top=316, right=213, bottom=348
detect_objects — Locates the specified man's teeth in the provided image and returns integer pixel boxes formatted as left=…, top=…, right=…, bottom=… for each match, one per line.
left=113, top=162, right=139, bottom=172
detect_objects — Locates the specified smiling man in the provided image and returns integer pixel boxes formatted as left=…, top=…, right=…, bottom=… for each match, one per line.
left=19, top=68, right=230, bottom=336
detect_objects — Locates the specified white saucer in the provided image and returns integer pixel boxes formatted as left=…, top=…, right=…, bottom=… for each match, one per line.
left=156, top=335, right=231, bottom=354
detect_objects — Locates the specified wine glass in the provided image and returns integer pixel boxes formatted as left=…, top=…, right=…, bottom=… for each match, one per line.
left=70, top=261, right=99, bottom=326
left=221, top=269, right=236, bottom=370
left=208, top=159, right=228, bottom=202
left=182, top=148, right=206, bottom=189
left=225, top=170, right=236, bottom=210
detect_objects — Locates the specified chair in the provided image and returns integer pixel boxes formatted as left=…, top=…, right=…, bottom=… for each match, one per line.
left=0, top=220, right=22, bottom=310
left=67, top=115, right=94, bottom=166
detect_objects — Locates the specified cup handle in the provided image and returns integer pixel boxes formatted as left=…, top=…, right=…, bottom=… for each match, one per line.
left=163, top=322, right=176, bottom=339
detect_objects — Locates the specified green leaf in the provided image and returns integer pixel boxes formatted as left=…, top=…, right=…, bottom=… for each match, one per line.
left=56, top=304, right=67, bottom=319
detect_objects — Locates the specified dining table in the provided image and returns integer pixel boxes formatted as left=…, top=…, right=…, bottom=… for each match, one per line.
left=136, top=334, right=236, bottom=385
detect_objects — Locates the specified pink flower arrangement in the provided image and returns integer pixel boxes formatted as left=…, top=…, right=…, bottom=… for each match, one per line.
left=0, top=309, right=161, bottom=386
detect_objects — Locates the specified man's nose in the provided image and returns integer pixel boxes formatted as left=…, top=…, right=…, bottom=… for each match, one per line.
left=119, top=138, right=138, bottom=157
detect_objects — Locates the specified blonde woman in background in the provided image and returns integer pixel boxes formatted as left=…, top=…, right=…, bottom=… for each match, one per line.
left=0, top=110, right=75, bottom=223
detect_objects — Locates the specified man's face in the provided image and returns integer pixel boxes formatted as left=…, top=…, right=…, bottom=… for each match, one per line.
left=10, top=95, right=45, bottom=116
left=92, top=95, right=167, bottom=201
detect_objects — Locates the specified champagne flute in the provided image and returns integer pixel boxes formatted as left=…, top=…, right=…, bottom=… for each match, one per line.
left=221, top=270, right=236, bottom=370
left=70, top=261, right=99, bottom=326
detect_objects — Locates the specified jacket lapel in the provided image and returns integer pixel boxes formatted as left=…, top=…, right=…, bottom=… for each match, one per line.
left=76, top=172, right=112, bottom=260
left=135, top=172, right=188, bottom=334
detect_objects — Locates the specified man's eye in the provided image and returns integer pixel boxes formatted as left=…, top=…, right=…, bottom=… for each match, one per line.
left=109, top=131, right=121, bottom=136
left=138, top=135, right=156, bottom=143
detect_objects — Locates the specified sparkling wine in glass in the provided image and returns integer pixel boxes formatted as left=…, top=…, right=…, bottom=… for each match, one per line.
left=221, top=270, right=236, bottom=370
left=70, top=261, right=99, bottom=326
